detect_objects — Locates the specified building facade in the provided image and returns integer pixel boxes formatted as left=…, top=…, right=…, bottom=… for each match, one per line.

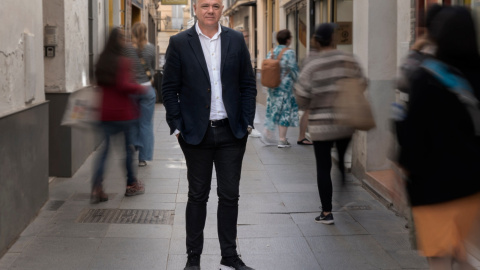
left=0, top=0, right=158, bottom=256
left=1, top=0, right=48, bottom=258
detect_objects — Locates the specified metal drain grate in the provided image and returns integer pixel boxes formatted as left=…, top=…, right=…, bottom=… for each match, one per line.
left=345, top=205, right=372, bottom=210
left=77, top=209, right=175, bottom=225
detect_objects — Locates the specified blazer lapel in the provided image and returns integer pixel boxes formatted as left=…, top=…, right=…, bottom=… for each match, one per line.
left=220, top=26, right=230, bottom=75
left=187, top=26, right=210, bottom=82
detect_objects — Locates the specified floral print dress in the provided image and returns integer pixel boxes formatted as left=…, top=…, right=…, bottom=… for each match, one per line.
left=264, top=45, right=300, bottom=131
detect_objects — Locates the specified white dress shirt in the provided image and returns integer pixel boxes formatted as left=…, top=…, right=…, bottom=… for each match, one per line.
left=195, top=23, right=227, bottom=121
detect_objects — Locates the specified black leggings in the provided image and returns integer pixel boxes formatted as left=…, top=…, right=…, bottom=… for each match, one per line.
left=313, top=137, right=351, bottom=212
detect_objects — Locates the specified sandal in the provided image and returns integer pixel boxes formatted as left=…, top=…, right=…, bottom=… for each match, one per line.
left=297, top=138, right=313, bottom=145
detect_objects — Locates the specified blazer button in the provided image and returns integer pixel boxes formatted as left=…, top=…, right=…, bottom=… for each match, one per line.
left=207, top=88, right=211, bottom=92
left=206, top=105, right=210, bottom=109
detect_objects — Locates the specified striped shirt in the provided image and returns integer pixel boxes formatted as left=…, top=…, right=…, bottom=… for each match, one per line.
left=295, top=50, right=366, bottom=141
left=123, top=43, right=156, bottom=84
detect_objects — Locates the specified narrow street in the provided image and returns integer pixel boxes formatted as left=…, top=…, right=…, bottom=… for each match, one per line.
left=1, top=104, right=465, bottom=270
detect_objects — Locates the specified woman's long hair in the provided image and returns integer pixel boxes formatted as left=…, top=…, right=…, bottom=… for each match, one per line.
left=430, top=6, right=480, bottom=70
left=95, top=27, right=124, bottom=86
left=132, top=22, right=148, bottom=50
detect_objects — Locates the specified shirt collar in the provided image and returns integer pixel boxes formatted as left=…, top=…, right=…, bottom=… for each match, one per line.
left=195, top=22, right=222, bottom=40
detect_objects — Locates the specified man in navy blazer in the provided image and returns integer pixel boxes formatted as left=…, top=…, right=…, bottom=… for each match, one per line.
left=161, top=0, right=257, bottom=268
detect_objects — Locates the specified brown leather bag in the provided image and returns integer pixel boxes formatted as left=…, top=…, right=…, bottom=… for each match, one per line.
left=261, top=48, right=289, bottom=88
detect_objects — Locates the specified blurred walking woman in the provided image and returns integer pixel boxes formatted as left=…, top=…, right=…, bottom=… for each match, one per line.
left=92, top=27, right=146, bottom=203
left=399, top=7, right=480, bottom=269
left=125, top=22, right=156, bottom=167
left=295, top=24, right=366, bottom=225
left=264, top=29, right=299, bottom=148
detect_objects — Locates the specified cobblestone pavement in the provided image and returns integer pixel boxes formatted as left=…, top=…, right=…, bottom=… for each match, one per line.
left=2, top=104, right=479, bottom=270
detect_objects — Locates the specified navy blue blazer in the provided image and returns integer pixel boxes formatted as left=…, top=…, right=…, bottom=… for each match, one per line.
left=161, top=25, right=257, bottom=145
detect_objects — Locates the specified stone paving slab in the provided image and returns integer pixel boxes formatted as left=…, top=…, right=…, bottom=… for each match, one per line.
left=1, top=104, right=460, bottom=270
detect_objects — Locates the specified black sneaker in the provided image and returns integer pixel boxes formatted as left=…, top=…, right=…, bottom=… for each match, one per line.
left=315, top=212, right=334, bottom=225
left=184, top=254, right=201, bottom=270
left=219, top=255, right=255, bottom=270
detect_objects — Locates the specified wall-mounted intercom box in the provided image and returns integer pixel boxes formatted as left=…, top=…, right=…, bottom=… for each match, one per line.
left=44, top=25, right=57, bottom=58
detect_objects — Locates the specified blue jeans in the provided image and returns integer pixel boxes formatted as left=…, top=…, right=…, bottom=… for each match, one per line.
left=92, top=120, right=137, bottom=188
left=131, top=85, right=156, bottom=161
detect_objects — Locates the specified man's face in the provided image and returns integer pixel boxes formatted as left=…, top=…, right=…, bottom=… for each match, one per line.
left=194, top=0, right=223, bottom=30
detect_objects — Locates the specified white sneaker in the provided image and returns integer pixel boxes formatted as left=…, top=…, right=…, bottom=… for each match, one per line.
left=249, top=129, right=262, bottom=138
left=278, top=139, right=291, bottom=148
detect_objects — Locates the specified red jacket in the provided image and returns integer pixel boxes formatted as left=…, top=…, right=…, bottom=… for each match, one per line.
left=99, top=57, right=145, bottom=121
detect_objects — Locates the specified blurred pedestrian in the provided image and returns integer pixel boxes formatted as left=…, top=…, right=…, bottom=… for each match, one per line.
left=398, top=6, right=480, bottom=269
left=161, top=0, right=257, bottom=268
left=295, top=23, right=366, bottom=225
left=91, top=27, right=146, bottom=203
left=263, top=29, right=300, bottom=148
left=396, top=4, right=443, bottom=101
left=125, top=22, right=156, bottom=167
left=393, top=3, right=444, bottom=250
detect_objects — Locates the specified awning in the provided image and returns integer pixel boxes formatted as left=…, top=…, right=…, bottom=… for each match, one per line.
left=223, top=0, right=256, bottom=16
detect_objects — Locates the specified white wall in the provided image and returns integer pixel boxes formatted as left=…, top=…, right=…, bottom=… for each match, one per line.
left=43, top=0, right=91, bottom=93
left=353, top=0, right=369, bottom=77
left=397, top=0, right=412, bottom=69
left=95, top=0, right=107, bottom=63
left=352, top=0, right=397, bottom=172
left=43, top=0, right=66, bottom=92
left=0, top=0, right=45, bottom=116
left=64, top=0, right=90, bottom=92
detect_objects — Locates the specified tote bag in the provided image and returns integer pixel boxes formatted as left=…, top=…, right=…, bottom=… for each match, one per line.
left=61, top=86, right=100, bottom=129
left=334, top=78, right=376, bottom=131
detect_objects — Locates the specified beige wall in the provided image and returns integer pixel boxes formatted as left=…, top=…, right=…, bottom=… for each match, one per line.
left=0, top=0, right=45, bottom=116
left=157, top=1, right=192, bottom=55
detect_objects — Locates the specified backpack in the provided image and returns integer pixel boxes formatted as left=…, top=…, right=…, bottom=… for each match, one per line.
left=261, top=48, right=289, bottom=88
left=421, top=59, right=480, bottom=136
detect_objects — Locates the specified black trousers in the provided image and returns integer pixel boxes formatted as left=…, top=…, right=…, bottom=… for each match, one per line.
left=178, top=123, right=247, bottom=257
left=313, top=137, right=351, bottom=212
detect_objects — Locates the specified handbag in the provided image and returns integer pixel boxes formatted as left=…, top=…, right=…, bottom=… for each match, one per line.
left=61, top=86, right=100, bottom=129
left=333, top=78, right=376, bottom=131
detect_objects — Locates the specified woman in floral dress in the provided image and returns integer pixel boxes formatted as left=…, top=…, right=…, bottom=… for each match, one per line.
left=264, top=29, right=299, bottom=148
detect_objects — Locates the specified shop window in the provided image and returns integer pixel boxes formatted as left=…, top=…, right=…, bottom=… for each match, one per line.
left=286, top=1, right=307, bottom=62
left=298, top=6, right=307, bottom=63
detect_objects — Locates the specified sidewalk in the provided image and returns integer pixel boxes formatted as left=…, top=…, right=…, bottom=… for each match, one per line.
left=1, top=104, right=477, bottom=270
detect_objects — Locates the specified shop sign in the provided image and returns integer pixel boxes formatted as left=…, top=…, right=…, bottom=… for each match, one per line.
left=162, top=0, right=188, bottom=5
left=336, top=22, right=352, bottom=45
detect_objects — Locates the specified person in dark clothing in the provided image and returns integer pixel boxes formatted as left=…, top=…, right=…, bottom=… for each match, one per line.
left=398, top=7, right=480, bottom=269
